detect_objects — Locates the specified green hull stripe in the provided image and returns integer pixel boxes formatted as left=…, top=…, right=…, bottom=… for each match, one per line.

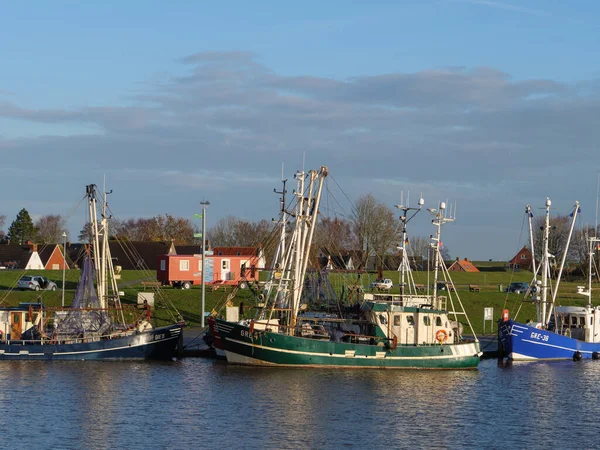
left=228, top=337, right=479, bottom=362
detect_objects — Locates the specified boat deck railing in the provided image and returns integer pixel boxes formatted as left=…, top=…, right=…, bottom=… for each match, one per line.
left=364, top=293, right=447, bottom=310
left=1, top=330, right=137, bottom=346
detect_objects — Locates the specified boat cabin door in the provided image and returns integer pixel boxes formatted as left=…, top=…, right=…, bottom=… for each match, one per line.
left=404, top=314, right=415, bottom=344
left=10, top=312, right=22, bottom=340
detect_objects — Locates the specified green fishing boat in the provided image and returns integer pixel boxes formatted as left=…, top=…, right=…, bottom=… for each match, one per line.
left=216, top=166, right=481, bottom=369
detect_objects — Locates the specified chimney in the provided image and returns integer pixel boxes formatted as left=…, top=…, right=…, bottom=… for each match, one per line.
left=465, top=257, right=469, bottom=261
left=32, top=243, right=38, bottom=252
left=456, top=257, right=459, bottom=261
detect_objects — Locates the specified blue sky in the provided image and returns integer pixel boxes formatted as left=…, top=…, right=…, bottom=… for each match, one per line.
left=1, top=0, right=599, bottom=259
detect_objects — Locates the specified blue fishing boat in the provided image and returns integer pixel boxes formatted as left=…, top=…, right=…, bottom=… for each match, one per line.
left=499, top=198, right=600, bottom=361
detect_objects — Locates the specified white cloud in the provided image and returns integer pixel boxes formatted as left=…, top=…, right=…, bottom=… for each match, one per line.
left=1, top=52, right=598, bottom=258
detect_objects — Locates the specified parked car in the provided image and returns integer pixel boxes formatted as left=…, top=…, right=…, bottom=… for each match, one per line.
left=17, top=276, right=58, bottom=291
left=436, top=281, right=455, bottom=292
left=505, top=282, right=529, bottom=294
left=369, top=278, right=393, bottom=291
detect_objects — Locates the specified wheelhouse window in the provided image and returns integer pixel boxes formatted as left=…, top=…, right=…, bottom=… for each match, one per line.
left=436, top=316, right=442, bottom=326
left=406, top=315, right=414, bottom=326
left=423, top=316, right=431, bottom=326
left=394, top=315, right=401, bottom=326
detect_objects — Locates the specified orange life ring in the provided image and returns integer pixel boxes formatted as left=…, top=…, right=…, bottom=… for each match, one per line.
left=436, top=329, right=448, bottom=343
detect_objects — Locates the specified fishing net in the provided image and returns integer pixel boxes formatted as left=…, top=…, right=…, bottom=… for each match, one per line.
left=54, top=255, right=112, bottom=336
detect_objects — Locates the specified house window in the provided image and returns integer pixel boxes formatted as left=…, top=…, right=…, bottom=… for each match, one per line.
left=160, top=260, right=166, bottom=271
left=198, top=260, right=203, bottom=271
left=222, top=260, right=230, bottom=270
left=180, top=260, right=190, bottom=271
left=521, top=254, right=527, bottom=259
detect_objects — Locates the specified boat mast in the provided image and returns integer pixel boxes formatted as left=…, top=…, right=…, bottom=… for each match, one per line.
left=579, top=236, right=600, bottom=308
left=288, top=166, right=328, bottom=331
left=546, top=201, right=579, bottom=325
left=429, top=202, right=454, bottom=302
left=86, top=184, right=122, bottom=317
left=87, top=185, right=105, bottom=309
left=540, top=198, right=551, bottom=324
left=526, top=205, right=537, bottom=275
left=396, top=193, right=424, bottom=300
left=262, top=177, right=288, bottom=321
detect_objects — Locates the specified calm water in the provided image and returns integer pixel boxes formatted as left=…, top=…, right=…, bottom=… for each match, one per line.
left=2, top=358, right=600, bottom=449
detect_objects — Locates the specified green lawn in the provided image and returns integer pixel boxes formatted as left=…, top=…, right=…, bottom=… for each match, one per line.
left=0, top=268, right=594, bottom=333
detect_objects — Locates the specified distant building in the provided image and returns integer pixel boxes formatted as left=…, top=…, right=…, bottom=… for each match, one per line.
left=509, top=246, right=534, bottom=271
left=316, top=248, right=359, bottom=270
left=0, top=241, right=68, bottom=270
left=448, top=257, right=480, bottom=273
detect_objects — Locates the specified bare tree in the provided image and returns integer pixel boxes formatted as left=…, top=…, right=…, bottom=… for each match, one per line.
left=35, top=215, right=67, bottom=243
left=80, top=215, right=198, bottom=244
left=408, top=236, right=430, bottom=259
left=370, top=203, right=400, bottom=268
left=208, top=216, right=273, bottom=247
left=532, top=214, right=578, bottom=262
left=314, top=216, right=355, bottom=254
left=208, top=216, right=240, bottom=247
left=352, top=194, right=399, bottom=269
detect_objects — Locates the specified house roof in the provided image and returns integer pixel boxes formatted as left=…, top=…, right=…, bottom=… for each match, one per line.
left=38, top=244, right=64, bottom=266
left=509, top=245, right=531, bottom=264
left=175, top=245, right=204, bottom=255
left=108, top=241, right=171, bottom=270
left=67, top=241, right=171, bottom=270
left=212, top=246, right=259, bottom=257
left=448, top=258, right=480, bottom=272
left=0, top=244, right=34, bottom=268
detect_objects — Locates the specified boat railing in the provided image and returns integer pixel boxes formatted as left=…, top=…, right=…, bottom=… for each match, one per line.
left=2, top=329, right=136, bottom=346
left=364, top=293, right=447, bottom=310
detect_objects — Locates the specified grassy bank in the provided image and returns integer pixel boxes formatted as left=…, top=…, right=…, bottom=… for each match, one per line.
left=0, top=269, right=595, bottom=332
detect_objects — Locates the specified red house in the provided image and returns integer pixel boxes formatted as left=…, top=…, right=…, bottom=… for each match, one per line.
left=156, top=246, right=265, bottom=289
left=156, top=254, right=204, bottom=289
left=448, top=257, right=479, bottom=273
left=509, top=246, right=534, bottom=271
left=39, top=244, right=70, bottom=270
left=211, top=246, right=265, bottom=284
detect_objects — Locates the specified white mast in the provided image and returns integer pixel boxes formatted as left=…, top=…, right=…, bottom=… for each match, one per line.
left=289, top=167, right=328, bottom=329
left=526, top=205, right=537, bottom=275
left=87, top=185, right=104, bottom=308
left=396, top=193, right=424, bottom=299
left=429, top=202, right=454, bottom=302
left=86, top=184, right=121, bottom=316
left=545, top=201, right=579, bottom=325
left=540, top=198, right=551, bottom=324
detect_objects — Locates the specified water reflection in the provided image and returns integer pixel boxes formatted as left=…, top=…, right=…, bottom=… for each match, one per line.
left=3, top=359, right=600, bottom=449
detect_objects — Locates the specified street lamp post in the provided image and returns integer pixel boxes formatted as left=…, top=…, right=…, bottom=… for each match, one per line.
left=200, top=200, right=210, bottom=328
left=62, top=232, right=67, bottom=307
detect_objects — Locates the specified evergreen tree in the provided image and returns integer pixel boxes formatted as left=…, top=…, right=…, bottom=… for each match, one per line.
left=8, top=209, right=36, bottom=245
